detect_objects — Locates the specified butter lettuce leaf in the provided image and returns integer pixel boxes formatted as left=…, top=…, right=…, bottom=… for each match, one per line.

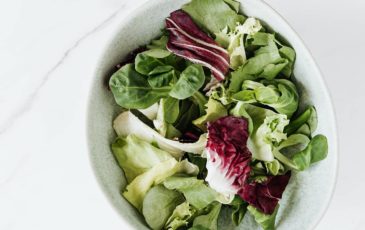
left=142, top=185, right=184, bottom=230
left=113, top=111, right=207, bottom=158
left=229, top=38, right=283, bottom=92
left=123, top=159, right=198, bottom=211
left=229, top=33, right=296, bottom=93
left=247, top=113, right=289, bottom=162
left=215, top=18, right=262, bottom=69
left=279, top=46, right=295, bottom=77
left=233, top=79, right=299, bottom=118
left=190, top=202, right=222, bottom=230
left=111, top=135, right=173, bottom=183
left=182, top=0, right=245, bottom=34
left=193, top=98, right=227, bottom=131
left=223, top=0, right=240, bottom=12
left=210, top=83, right=234, bottom=105
left=230, top=103, right=289, bottom=162
left=163, top=176, right=219, bottom=210
left=165, top=202, right=197, bottom=230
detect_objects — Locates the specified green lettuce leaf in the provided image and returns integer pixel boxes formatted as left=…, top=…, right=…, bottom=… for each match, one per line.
left=147, top=66, right=176, bottom=88
left=251, top=160, right=285, bottom=177
left=229, top=196, right=248, bottom=226
left=113, top=111, right=207, bottom=158
left=193, top=98, right=227, bottom=131
left=163, top=176, right=218, bottom=210
left=191, top=91, right=209, bottom=116
left=111, top=135, right=173, bottom=183
left=143, top=48, right=172, bottom=59
left=173, top=99, right=201, bottom=133
left=182, top=0, right=245, bottom=34
left=210, top=83, right=233, bottom=105
left=215, top=18, right=262, bottom=69
left=135, top=52, right=167, bottom=75
left=228, top=34, right=295, bottom=93
left=135, top=50, right=183, bottom=75
left=165, top=202, right=197, bottom=230
left=123, top=159, right=198, bottom=211
left=231, top=103, right=289, bottom=162
left=153, top=97, right=181, bottom=139
left=245, top=32, right=273, bottom=48
left=189, top=202, right=222, bottom=230
left=161, top=97, right=180, bottom=124
left=279, top=46, right=296, bottom=77
left=109, top=64, right=171, bottom=109
left=233, top=79, right=299, bottom=118
left=247, top=113, right=289, bottom=161
left=278, top=133, right=310, bottom=154
left=296, top=123, right=311, bottom=136
left=138, top=103, right=159, bottom=120
left=142, top=185, right=185, bottom=230
left=245, top=33, right=295, bottom=78
left=247, top=205, right=279, bottom=230
left=273, top=134, right=328, bottom=171
left=169, top=64, right=205, bottom=100
left=147, top=35, right=169, bottom=50
left=110, top=52, right=197, bottom=109
left=284, top=106, right=318, bottom=135
left=264, top=159, right=285, bottom=176
left=223, top=0, right=240, bottom=12
left=185, top=153, right=207, bottom=179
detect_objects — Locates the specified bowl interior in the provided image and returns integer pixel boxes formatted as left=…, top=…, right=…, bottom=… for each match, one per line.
left=87, top=0, right=337, bottom=229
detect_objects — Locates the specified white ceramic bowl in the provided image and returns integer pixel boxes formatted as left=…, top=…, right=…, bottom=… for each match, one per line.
left=87, top=0, right=338, bottom=229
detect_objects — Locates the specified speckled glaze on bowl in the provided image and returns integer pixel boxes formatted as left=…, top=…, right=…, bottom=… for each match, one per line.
left=87, top=0, right=338, bottom=229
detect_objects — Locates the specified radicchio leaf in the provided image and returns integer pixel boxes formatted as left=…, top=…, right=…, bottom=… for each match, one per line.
left=165, top=10, right=230, bottom=81
left=205, top=116, right=252, bottom=201
left=204, top=116, right=291, bottom=215
left=240, top=172, right=291, bottom=214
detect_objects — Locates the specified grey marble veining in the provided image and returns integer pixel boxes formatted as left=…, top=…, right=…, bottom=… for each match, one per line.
left=0, top=3, right=126, bottom=136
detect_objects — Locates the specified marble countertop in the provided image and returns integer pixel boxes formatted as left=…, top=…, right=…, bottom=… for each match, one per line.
left=1, top=0, right=363, bottom=229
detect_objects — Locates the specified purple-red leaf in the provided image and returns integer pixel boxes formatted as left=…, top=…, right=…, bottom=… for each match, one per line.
left=165, top=10, right=229, bottom=81
left=204, top=116, right=291, bottom=215
left=205, top=116, right=252, bottom=198
left=240, top=173, right=291, bottom=214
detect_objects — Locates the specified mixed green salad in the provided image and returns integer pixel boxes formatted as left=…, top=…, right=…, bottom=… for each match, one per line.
left=107, top=0, right=328, bottom=229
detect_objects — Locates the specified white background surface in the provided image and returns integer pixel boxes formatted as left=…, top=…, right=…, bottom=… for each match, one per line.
left=0, top=0, right=363, bottom=229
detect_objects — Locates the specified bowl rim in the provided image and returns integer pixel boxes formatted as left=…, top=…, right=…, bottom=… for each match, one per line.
left=85, top=0, right=339, bottom=229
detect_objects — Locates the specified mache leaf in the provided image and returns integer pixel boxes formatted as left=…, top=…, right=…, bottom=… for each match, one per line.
left=109, top=64, right=171, bottom=109
left=273, top=134, right=328, bottom=171
left=147, top=35, right=169, bottom=50
left=285, top=106, right=318, bottom=135
left=169, top=64, right=205, bottom=100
